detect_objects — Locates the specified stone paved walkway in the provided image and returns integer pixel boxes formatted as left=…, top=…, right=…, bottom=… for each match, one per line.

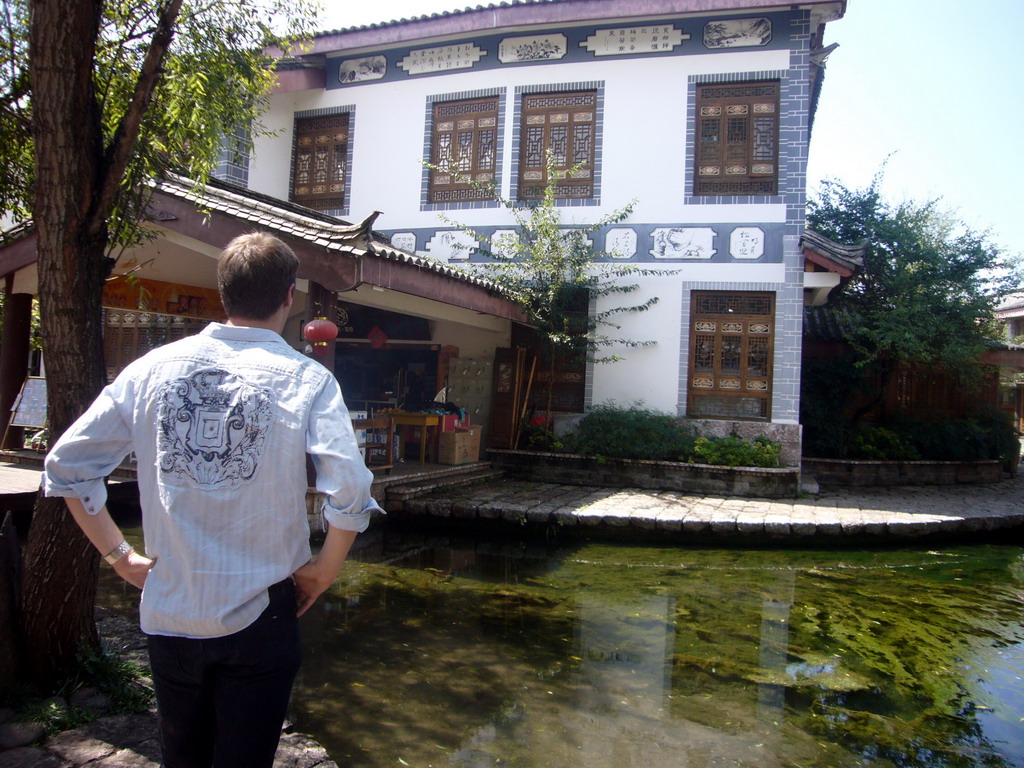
left=396, top=471, right=1024, bottom=542
left=0, top=713, right=336, bottom=768
left=0, top=611, right=336, bottom=768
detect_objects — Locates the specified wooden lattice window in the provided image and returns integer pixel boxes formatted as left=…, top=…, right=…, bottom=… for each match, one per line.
left=694, top=81, right=779, bottom=196
left=429, top=97, right=499, bottom=203
left=103, top=309, right=206, bottom=381
left=519, top=91, right=596, bottom=200
left=687, top=292, right=774, bottom=420
left=292, top=113, right=349, bottom=211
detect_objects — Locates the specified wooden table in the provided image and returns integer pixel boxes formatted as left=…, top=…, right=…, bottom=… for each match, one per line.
left=390, top=412, right=442, bottom=464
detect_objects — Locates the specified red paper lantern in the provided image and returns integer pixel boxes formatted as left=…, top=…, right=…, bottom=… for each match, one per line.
left=304, top=316, right=338, bottom=357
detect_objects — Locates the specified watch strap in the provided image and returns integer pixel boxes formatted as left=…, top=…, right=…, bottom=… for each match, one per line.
left=103, top=540, right=134, bottom=565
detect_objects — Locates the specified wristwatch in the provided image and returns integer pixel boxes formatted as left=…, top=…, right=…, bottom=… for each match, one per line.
left=103, top=540, right=134, bottom=565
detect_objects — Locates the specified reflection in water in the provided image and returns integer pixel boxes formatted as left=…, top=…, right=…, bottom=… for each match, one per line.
left=100, top=526, right=1024, bottom=767
left=757, top=569, right=794, bottom=758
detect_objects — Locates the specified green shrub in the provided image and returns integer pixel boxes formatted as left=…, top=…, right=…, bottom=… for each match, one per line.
left=565, top=404, right=786, bottom=467
left=75, top=645, right=151, bottom=715
left=840, top=408, right=1019, bottom=465
left=974, top=406, right=1022, bottom=469
left=568, top=404, right=695, bottom=461
left=847, top=426, right=920, bottom=461
left=799, top=356, right=865, bottom=459
left=519, top=423, right=562, bottom=452
left=894, top=408, right=1020, bottom=465
left=691, top=435, right=783, bottom=468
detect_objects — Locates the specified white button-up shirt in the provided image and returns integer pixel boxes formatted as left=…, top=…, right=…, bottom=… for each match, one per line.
left=44, top=323, right=381, bottom=638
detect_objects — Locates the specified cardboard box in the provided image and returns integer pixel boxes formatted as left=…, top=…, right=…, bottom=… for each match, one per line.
left=439, top=413, right=470, bottom=432
left=438, top=426, right=481, bottom=465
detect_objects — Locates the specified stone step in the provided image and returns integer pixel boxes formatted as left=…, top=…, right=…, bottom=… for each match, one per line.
left=385, top=468, right=505, bottom=508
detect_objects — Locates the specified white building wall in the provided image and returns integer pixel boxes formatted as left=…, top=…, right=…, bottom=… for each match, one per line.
left=430, top=318, right=510, bottom=359
left=247, top=8, right=815, bottom=430
left=252, top=49, right=788, bottom=231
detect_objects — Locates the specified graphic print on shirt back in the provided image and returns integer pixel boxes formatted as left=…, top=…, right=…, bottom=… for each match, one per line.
left=157, top=368, right=274, bottom=489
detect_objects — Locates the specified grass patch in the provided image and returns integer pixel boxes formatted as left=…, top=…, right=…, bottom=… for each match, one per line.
left=6, top=642, right=152, bottom=737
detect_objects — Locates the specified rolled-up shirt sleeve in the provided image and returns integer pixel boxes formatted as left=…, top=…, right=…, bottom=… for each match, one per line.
left=306, top=376, right=383, bottom=533
left=43, top=380, right=134, bottom=515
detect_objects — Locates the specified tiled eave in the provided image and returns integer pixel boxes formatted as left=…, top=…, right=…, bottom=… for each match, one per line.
left=996, top=295, right=1024, bottom=319
left=150, top=176, right=527, bottom=323
left=0, top=176, right=527, bottom=324
left=287, top=0, right=846, bottom=59
left=0, top=221, right=36, bottom=278
left=800, top=229, right=865, bottom=277
left=982, top=344, right=1024, bottom=371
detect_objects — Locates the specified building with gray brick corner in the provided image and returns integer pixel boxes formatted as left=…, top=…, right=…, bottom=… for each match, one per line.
left=0, top=0, right=853, bottom=463
left=250, top=0, right=848, bottom=457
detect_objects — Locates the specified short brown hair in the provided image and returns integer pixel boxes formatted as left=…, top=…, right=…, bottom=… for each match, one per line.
left=217, top=233, right=299, bottom=320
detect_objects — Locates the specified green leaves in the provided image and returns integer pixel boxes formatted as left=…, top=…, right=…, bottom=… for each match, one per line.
left=0, top=0, right=31, bottom=218
left=438, top=149, right=662, bottom=368
left=0, top=0, right=319, bottom=250
left=808, top=175, right=1016, bottom=379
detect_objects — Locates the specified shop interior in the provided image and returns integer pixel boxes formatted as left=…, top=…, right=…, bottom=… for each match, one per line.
left=333, top=345, right=441, bottom=415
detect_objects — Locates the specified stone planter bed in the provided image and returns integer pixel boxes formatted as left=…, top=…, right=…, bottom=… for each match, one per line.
left=802, top=457, right=1004, bottom=487
left=488, top=449, right=800, bottom=499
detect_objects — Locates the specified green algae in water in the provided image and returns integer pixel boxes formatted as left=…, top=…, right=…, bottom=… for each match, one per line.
left=98, top=531, right=1024, bottom=767
left=287, top=540, right=1024, bottom=768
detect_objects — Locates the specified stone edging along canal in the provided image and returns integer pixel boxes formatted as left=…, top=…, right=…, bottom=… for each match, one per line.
left=386, top=475, right=1024, bottom=544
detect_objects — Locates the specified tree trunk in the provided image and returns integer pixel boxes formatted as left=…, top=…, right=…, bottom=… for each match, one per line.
left=0, top=513, right=22, bottom=691
left=20, top=499, right=101, bottom=685
left=21, top=0, right=109, bottom=688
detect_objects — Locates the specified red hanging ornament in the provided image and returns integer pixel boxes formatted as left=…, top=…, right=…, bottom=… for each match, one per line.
left=303, top=316, right=339, bottom=357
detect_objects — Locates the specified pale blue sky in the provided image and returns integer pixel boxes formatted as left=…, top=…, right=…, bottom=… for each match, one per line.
left=807, top=0, right=1023, bottom=260
left=318, top=0, right=1023, bottom=260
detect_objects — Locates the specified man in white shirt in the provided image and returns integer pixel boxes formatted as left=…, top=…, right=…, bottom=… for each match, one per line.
left=44, top=232, right=381, bottom=768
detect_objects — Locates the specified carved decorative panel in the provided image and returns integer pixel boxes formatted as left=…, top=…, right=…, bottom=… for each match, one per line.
left=499, top=34, right=567, bottom=63
left=581, top=25, right=689, bottom=56
left=399, top=44, right=485, bottom=75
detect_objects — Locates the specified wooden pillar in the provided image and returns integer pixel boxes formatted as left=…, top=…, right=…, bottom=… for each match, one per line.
left=0, top=275, right=32, bottom=449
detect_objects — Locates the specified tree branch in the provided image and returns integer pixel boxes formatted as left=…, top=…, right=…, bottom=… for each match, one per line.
left=90, top=0, right=183, bottom=237
left=0, top=69, right=29, bottom=111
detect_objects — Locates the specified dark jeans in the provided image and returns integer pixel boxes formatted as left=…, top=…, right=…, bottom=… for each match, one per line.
left=146, top=579, right=302, bottom=768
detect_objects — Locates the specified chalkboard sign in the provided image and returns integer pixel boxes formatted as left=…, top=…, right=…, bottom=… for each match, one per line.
left=10, top=377, right=47, bottom=428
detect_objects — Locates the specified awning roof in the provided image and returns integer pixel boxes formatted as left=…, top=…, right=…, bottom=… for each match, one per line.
left=0, top=175, right=527, bottom=324
left=291, top=0, right=847, bottom=56
left=800, top=229, right=865, bottom=277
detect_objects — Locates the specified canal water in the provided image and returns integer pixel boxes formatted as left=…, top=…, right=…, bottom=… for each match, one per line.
left=103, top=524, right=1024, bottom=767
